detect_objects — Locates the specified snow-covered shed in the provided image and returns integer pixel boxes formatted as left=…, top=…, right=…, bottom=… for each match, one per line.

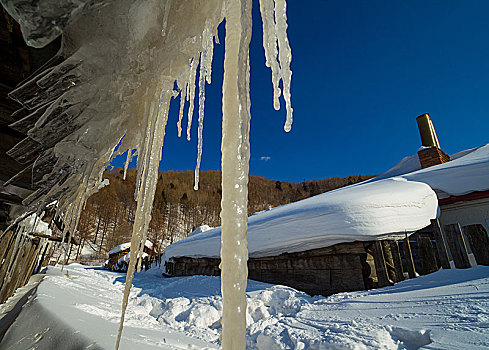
left=105, top=240, right=154, bottom=272
left=164, top=118, right=489, bottom=295
left=164, top=176, right=440, bottom=295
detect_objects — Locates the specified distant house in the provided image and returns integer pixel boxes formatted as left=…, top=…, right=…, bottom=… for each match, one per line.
left=164, top=114, right=489, bottom=296
left=105, top=240, right=154, bottom=272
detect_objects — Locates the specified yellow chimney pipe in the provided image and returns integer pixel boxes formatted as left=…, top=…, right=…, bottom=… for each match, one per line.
left=416, top=113, right=440, bottom=148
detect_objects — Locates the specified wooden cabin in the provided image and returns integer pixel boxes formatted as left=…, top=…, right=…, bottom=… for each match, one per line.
left=165, top=115, right=489, bottom=296
left=104, top=240, right=155, bottom=272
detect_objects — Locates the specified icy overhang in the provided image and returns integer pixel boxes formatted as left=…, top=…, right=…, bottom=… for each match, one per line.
left=164, top=177, right=438, bottom=260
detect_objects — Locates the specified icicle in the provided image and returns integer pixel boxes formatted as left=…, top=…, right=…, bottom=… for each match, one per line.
left=115, top=89, right=171, bottom=350
left=259, top=0, right=293, bottom=132
left=259, top=0, right=281, bottom=109
left=161, top=0, right=172, bottom=37
left=274, top=0, right=293, bottom=132
left=123, top=149, right=134, bottom=180
left=219, top=0, right=252, bottom=348
left=194, top=23, right=215, bottom=191
left=176, top=83, right=187, bottom=137
left=134, top=100, right=156, bottom=201
left=186, top=57, right=198, bottom=141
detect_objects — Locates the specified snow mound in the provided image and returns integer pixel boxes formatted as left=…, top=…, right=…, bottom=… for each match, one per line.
left=165, top=177, right=438, bottom=259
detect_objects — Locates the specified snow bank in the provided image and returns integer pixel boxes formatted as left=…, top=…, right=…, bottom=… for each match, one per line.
left=109, top=240, right=153, bottom=255
left=165, top=178, right=438, bottom=259
left=6, top=264, right=487, bottom=349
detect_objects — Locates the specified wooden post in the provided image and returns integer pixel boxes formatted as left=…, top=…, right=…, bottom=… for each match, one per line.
left=389, top=241, right=405, bottom=281
left=416, top=235, right=438, bottom=275
left=0, top=231, right=14, bottom=263
left=402, top=234, right=417, bottom=279
left=372, top=241, right=391, bottom=287
left=431, top=219, right=451, bottom=269
left=381, top=241, right=397, bottom=282
left=0, top=234, right=20, bottom=296
left=462, top=224, right=489, bottom=266
left=35, top=241, right=50, bottom=274
left=22, top=239, right=42, bottom=287
left=444, top=224, right=471, bottom=269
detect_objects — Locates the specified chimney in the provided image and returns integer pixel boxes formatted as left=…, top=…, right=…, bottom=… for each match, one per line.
left=416, top=113, right=450, bottom=169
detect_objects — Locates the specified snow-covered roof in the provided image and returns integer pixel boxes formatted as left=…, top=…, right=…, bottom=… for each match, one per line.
left=109, top=240, right=153, bottom=255
left=188, top=225, right=213, bottom=238
left=376, top=143, right=489, bottom=199
left=165, top=144, right=489, bottom=261
left=165, top=178, right=438, bottom=260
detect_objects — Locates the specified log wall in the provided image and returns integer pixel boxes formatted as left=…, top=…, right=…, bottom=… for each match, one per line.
left=165, top=218, right=489, bottom=297
left=167, top=241, right=374, bottom=296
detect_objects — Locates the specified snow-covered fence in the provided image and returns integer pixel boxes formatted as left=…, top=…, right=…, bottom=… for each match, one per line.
left=0, top=225, right=82, bottom=304
left=0, top=230, right=50, bottom=304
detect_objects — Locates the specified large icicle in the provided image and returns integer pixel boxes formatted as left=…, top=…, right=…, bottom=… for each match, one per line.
left=259, top=0, right=293, bottom=131
left=186, top=58, right=199, bottom=141
left=220, top=0, right=252, bottom=348
left=115, top=89, right=171, bottom=350
left=194, top=22, right=215, bottom=190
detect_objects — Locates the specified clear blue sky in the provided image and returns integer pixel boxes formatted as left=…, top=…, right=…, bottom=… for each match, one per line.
left=112, top=0, right=489, bottom=183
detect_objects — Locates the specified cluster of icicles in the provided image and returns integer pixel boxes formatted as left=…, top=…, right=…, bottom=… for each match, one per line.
left=8, top=0, right=292, bottom=349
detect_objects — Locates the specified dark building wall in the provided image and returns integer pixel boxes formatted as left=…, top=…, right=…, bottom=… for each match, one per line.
left=166, top=241, right=375, bottom=296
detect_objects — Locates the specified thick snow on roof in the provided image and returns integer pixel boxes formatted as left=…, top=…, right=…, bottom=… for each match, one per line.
left=376, top=143, right=489, bottom=198
left=188, top=225, right=214, bottom=238
left=165, top=178, right=438, bottom=260
left=109, top=240, right=153, bottom=255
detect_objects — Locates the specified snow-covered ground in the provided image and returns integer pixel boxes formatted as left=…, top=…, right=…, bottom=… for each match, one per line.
left=2, top=264, right=488, bottom=349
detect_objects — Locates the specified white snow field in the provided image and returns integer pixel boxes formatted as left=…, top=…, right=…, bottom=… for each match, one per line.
left=2, top=264, right=488, bottom=349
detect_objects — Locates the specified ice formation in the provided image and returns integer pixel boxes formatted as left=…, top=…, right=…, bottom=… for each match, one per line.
left=1, top=0, right=293, bottom=349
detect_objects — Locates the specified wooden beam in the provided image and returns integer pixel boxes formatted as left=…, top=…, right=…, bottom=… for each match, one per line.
left=431, top=219, right=451, bottom=269
left=381, top=240, right=397, bottom=282
left=372, top=241, right=392, bottom=287
left=462, top=224, right=489, bottom=266
left=402, top=234, right=417, bottom=279
left=389, top=241, right=405, bottom=282
left=416, top=235, right=438, bottom=275
left=444, top=224, right=471, bottom=269
left=27, top=231, right=79, bottom=245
